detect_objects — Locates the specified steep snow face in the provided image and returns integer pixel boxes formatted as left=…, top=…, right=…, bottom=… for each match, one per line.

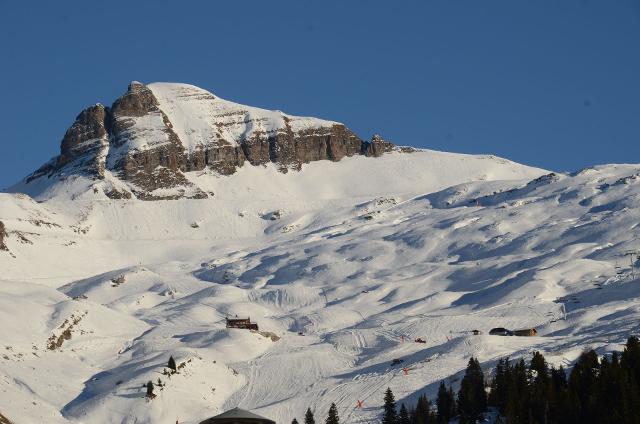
left=149, top=83, right=339, bottom=151
left=3, top=161, right=640, bottom=424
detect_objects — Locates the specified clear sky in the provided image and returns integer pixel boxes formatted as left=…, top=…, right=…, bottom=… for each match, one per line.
left=1, top=0, right=639, bottom=188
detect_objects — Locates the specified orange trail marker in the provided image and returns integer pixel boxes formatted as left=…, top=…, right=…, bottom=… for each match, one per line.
left=402, top=367, right=409, bottom=375
left=356, top=400, right=364, bottom=409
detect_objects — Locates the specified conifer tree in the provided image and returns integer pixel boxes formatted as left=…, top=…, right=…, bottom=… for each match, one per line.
left=488, top=358, right=509, bottom=412
left=382, top=387, right=398, bottom=424
left=436, top=382, right=455, bottom=423
left=548, top=365, right=569, bottom=423
left=504, top=358, right=528, bottom=423
left=145, top=380, right=155, bottom=398
left=457, top=358, right=486, bottom=423
left=304, top=408, right=315, bottom=424
left=568, top=350, right=600, bottom=422
left=413, top=394, right=431, bottom=424
left=292, top=419, right=299, bottom=424
left=168, top=355, right=177, bottom=372
left=399, top=403, right=410, bottom=424
left=325, top=402, right=339, bottom=424
left=529, top=351, right=550, bottom=424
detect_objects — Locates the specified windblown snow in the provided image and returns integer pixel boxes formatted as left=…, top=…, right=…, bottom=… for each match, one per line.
left=2, top=148, right=640, bottom=423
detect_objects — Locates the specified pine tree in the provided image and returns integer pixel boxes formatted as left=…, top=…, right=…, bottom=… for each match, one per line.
left=457, top=358, right=486, bottom=423
left=292, top=419, right=299, bottom=424
left=503, top=358, right=528, bottom=423
left=145, top=380, right=155, bottom=398
left=304, top=408, right=315, bottom=424
left=436, top=382, right=455, bottom=423
left=544, top=364, right=572, bottom=424
left=488, top=358, right=509, bottom=413
left=399, top=403, right=410, bottom=424
left=168, top=355, right=177, bottom=372
left=382, top=387, right=398, bottom=424
left=529, top=351, right=550, bottom=424
left=414, top=394, right=432, bottom=424
left=568, top=349, right=600, bottom=422
left=326, top=403, right=339, bottom=424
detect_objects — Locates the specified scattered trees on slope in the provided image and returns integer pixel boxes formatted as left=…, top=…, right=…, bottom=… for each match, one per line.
left=295, top=338, right=640, bottom=424
left=396, top=336, right=640, bottom=423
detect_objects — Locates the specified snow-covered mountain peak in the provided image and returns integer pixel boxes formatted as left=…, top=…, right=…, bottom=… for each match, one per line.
left=9, top=81, right=403, bottom=201
left=6, top=81, right=549, bottom=204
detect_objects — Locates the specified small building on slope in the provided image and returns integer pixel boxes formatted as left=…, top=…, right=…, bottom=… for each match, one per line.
left=199, top=407, right=276, bottom=424
left=513, top=328, right=537, bottom=337
left=226, top=317, right=259, bottom=331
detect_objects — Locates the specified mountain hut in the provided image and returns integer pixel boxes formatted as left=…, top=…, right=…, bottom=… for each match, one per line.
left=226, top=317, right=259, bottom=331
left=199, top=407, right=275, bottom=424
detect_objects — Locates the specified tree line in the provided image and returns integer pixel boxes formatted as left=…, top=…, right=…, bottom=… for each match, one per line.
left=292, top=336, right=640, bottom=424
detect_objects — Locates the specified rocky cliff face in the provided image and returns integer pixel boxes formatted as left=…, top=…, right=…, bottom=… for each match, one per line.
left=58, top=104, right=109, bottom=173
left=23, top=82, right=402, bottom=200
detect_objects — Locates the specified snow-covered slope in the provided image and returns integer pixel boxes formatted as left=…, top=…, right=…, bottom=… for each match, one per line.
left=3, top=157, right=640, bottom=424
left=3, top=84, right=640, bottom=424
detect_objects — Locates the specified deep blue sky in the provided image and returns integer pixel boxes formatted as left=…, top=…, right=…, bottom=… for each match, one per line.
left=1, top=1, right=639, bottom=187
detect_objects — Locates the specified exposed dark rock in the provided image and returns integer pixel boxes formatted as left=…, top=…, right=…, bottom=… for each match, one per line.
left=0, top=221, right=7, bottom=251
left=185, top=142, right=246, bottom=175
left=26, top=105, right=109, bottom=183
left=396, top=146, right=417, bottom=153
left=104, top=187, right=132, bottom=200
left=0, top=411, right=14, bottom=424
left=108, top=82, right=200, bottom=197
left=237, top=123, right=363, bottom=172
left=110, top=81, right=161, bottom=132
left=25, top=159, right=56, bottom=184
left=58, top=104, right=109, bottom=174
left=363, top=134, right=396, bottom=157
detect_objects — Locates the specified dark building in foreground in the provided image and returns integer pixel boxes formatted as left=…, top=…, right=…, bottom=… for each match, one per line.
left=199, top=407, right=276, bottom=424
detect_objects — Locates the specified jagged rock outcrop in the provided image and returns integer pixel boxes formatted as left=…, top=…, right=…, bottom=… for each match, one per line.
left=0, top=221, right=8, bottom=251
left=26, top=104, right=109, bottom=183
left=23, top=81, right=399, bottom=200
left=239, top=122, right=363, bottom=172
left=107, top=82, right=202, bottom=199
left=363, top=134, right=396, bottom=157
left=58, top=104, right=109, bottom=172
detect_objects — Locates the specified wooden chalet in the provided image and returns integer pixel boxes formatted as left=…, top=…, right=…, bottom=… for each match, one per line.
left=226, top=316, right=259, bottom=331
left=513, top=328, right=537, bottom=337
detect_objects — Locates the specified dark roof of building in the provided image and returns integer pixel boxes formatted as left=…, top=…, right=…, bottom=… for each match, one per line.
left=199, top=407, right=276, bottom=424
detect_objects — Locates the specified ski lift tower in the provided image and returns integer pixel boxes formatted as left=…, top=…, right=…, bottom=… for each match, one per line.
left=624, top=250, right=639, bottom=280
